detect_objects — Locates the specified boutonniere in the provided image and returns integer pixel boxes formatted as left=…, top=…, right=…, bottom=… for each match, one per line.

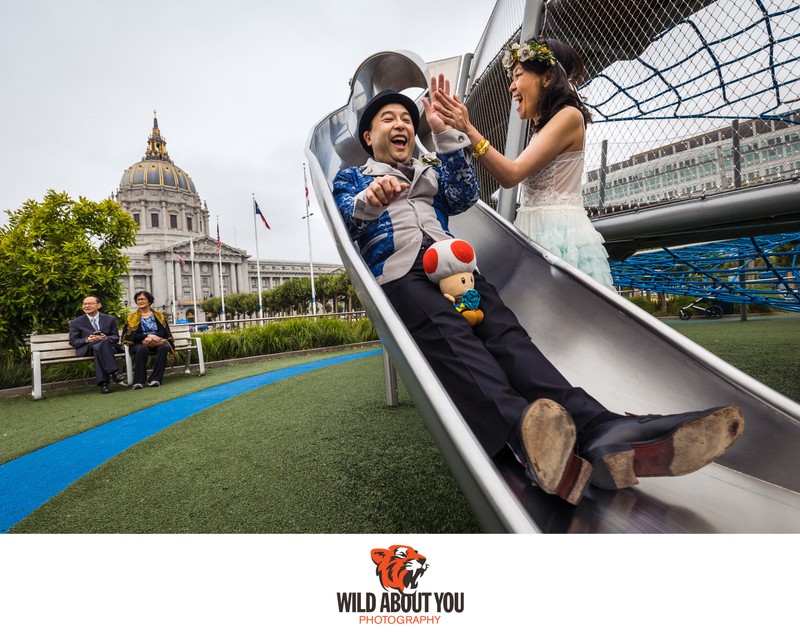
left=420, top=152, right=441, bottom=167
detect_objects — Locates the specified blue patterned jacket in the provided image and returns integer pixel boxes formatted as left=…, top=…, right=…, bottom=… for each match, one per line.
left=333, top=130, right=480, bottom=284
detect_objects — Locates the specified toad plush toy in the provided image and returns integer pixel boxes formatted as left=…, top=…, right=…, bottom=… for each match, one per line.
left=423, top=238, right=484, bottom=326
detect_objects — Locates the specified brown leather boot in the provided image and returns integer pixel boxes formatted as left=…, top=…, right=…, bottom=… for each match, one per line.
left=578, top=406, right=745, bottom=490
left=519, top=399, right=593, bottom=505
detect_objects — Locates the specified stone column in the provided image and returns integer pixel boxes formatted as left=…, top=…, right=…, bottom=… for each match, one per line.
left=150, top=252, right=170, bottom=310
left=170, top=258, right=180, bottom=320
left=211, top=257, right=220, bottom=298
left=237, top=259, right=248, bottom=294
left=126, top=274, right=134, bottom=306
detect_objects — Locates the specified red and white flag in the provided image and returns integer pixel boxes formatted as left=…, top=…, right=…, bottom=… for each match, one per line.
left=255, top=199, right=270, bottom=230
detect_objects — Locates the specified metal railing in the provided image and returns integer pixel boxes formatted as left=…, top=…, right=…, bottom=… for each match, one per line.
left=179, top=311, right=368, bottom=333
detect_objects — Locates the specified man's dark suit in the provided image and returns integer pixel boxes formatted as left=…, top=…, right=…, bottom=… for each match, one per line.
left=68, top=312, right=123, bottom=385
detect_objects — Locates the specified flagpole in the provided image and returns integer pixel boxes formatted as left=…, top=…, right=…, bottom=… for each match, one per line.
left=303, top=163, right=317, bottom=316
left=217, top=215, right=226, bottom=324
left=169, top=246, right=178, bottom=322
left=190, top=237, right=198, bottom=325
left=253, top=194, right=264, bottom=323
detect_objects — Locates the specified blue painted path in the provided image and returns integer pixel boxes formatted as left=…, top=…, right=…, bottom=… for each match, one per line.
left=0, top=349, right=380, bottom=532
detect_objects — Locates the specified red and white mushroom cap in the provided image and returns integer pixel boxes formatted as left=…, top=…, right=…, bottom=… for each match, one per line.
left=422, top=239, right=478, bottom=284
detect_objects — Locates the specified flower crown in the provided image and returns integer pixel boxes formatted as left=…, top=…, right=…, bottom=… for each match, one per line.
left=502, top=39, right=557, bottom=77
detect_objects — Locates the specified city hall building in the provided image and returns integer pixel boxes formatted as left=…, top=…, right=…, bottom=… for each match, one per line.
left=115, top=115, right=340, bottom=321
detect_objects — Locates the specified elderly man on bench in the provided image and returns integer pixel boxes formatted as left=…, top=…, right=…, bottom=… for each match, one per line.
left=68, top=294, right=126, bottom=394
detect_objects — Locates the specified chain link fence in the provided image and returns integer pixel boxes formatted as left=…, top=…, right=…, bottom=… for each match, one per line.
left=464, top=0, right=800, bottom=214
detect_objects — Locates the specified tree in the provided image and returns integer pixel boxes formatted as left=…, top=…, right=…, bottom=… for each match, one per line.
left=200, top=275, right=361, bottom=321
left=333, top=271, right=356, bottom=312
left=0, top=190, right=138, bottom=347
left=272, top=277, right=312, bottom=315
left=315, top=273, right=335, bottom=314
left=200, top=296, right=222, bottom=319
left=225, top=292, right=255, bottom=319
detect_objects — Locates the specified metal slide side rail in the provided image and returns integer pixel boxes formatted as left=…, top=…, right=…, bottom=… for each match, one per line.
left=306, top=51, right=800, bottom=533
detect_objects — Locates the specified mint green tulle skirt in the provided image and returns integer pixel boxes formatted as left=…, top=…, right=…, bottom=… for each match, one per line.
left=514, top=204, right=615, bottom=288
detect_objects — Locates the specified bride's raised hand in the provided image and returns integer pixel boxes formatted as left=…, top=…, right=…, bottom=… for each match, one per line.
left=434, top=89, right=472, bottom=136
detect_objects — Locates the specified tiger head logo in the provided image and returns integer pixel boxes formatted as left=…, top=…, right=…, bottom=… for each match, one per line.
left=371, top=545, right=429, bottom=593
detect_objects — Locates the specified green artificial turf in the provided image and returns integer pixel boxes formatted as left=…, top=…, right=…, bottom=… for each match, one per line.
left=5, top=314, right=798, bottom=534
left=0, top=348, right=371, bottom=465
left=10, top=354, right=481, bottom=534
left=668, top=314, right=800, bottom=402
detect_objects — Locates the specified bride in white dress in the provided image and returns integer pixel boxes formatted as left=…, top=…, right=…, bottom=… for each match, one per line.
left=433, top=38, right=614, bottom=288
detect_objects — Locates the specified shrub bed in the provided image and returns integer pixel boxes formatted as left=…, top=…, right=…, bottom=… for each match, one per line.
left=199, top=317, right=377, bottom=362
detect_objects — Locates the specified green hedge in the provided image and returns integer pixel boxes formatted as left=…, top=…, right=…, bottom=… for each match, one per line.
left=198, top=317, right=377, bottom=362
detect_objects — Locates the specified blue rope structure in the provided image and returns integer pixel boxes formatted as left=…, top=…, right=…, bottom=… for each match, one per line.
left=610, top=232, right=800, bottom=312
left=586, top=3, right=800, bottom=125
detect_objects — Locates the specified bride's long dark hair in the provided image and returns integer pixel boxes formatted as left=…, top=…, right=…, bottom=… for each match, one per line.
left=518, top=38, right=593, bottom=132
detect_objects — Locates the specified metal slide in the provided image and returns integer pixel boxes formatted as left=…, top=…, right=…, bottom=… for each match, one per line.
left=304, top=51, right=800, bottom=533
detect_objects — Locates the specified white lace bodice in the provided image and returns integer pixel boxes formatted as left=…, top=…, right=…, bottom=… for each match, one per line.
left=519, top=149, right=584, bottom=208
left=513, top=138, right=614, bottom=288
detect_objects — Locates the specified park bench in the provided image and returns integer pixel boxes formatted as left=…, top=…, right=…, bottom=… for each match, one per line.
left=29, top=326, right=205, bottom=400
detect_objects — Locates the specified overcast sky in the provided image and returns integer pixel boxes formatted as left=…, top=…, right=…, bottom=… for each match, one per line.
left=0, top=0, right=496, bottom=265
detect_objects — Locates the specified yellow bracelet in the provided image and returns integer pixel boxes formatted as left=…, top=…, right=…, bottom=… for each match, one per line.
left=472, top=137, right=490, bottom=158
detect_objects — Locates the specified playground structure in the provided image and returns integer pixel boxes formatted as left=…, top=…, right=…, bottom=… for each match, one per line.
left=614, top=233, right=800, bottom=312
left=305, top=0, right=800, bottom=532
left=470, top=0, right=800, bottom=309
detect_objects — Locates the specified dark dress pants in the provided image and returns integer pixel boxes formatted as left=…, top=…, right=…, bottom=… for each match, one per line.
left=87, top=339, right=120, bottom=385
left=132, top=343, right=170, bottom=385
left=382, top=250, right=614, bottom=457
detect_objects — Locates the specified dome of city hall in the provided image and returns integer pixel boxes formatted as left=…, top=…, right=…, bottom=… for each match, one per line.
left=116, top=113, right=209, bottom=248
left=119, top=113, right=196, bottom=194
